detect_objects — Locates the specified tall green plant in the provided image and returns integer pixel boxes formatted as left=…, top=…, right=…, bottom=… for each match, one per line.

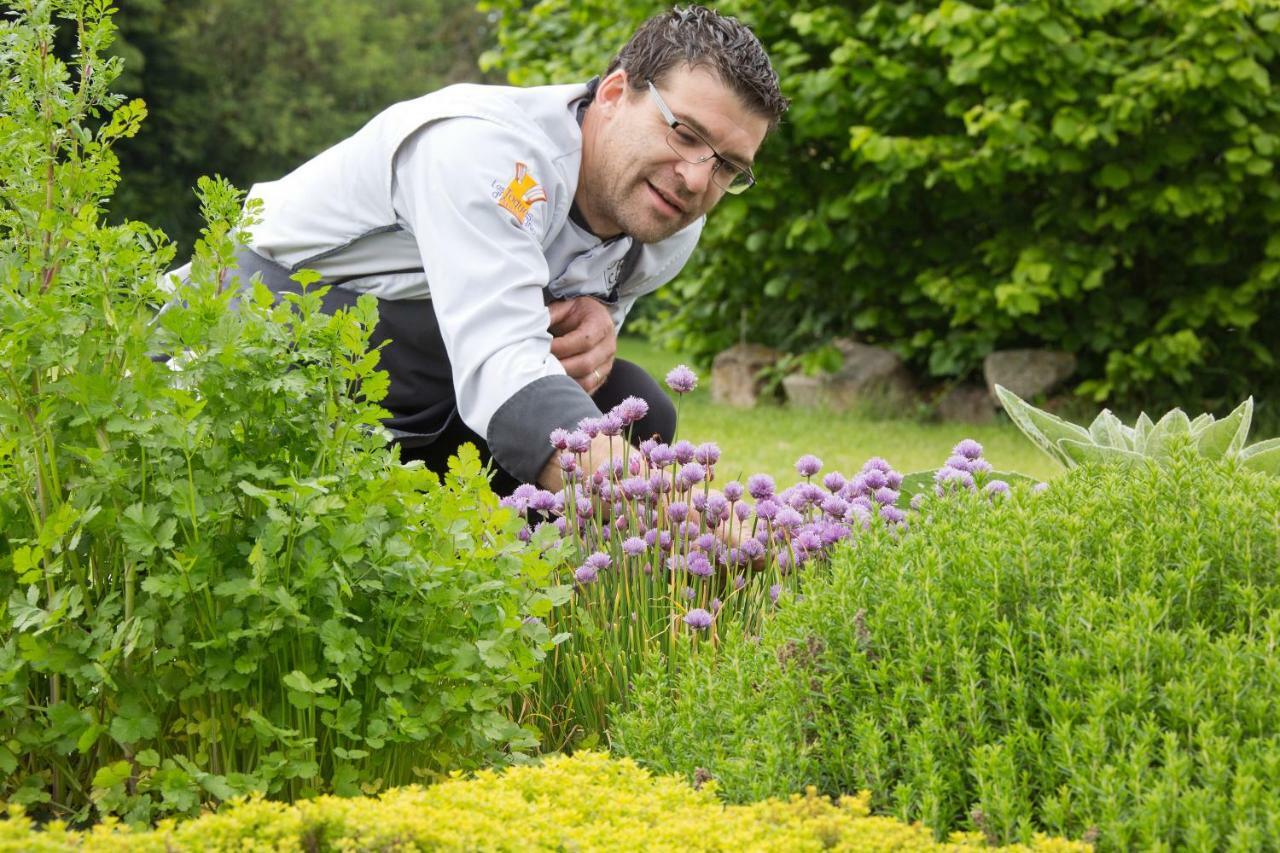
left=482, top=0, right=1280, bottom=409
left=0, top=1, right=554, bottom=824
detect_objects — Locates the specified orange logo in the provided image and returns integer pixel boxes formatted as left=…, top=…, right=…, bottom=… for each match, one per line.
left=496, top=161, right=547, bottom=224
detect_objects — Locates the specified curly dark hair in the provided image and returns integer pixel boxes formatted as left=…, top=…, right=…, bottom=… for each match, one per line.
left=605, top=5, right=789, bottom=131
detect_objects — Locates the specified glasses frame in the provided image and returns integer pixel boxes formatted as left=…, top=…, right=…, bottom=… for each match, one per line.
left=645, top=79, right=756, bottom=195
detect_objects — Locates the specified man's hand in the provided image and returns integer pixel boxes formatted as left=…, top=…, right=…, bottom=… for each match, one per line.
left=548, top=296, right=616, bottom=395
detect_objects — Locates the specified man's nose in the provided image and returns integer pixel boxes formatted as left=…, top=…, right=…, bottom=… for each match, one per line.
left=673, top=157, right=715, bottom=196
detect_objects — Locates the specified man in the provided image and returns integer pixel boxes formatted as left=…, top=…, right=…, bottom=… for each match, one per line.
left=212, top=5, right=787, bottom=493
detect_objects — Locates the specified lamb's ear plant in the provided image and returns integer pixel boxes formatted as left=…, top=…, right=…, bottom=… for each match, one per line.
left=995, top=385, right=1280, bottom=475
left=1, top=0, right=553, bottom=825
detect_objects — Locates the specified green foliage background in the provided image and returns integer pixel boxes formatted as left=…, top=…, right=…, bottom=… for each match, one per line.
left=481, top=0, right=1280, bottom=409
left=109, top=0, right=494, bottom=253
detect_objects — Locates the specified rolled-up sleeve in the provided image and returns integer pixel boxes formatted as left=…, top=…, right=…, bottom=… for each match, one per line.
left=391, top=118, right=600, bottom=483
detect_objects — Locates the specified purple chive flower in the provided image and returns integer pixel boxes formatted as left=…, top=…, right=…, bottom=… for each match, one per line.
left=549, top=428, right=570, bottom=450
left=584, top=552, right=612, bottom=571
left=886, top=470, right=903, bottom=490
left=614, top=395, right=649, bottom=424
left=935, top=468, right=976, bottom=493
left=516, top=526, right=531, bottom=542
left=769, top=583, right=783, bottom=604
left=692, top=493, right=709, bottom=514
left=733, top=574, right=747, bottom=591
left=734, top=503, right=752, bottom=522
left=694, top=533, right=717, bottom=552
left=621, top=477, right=651, bottom=500
left=969, top=458, right=993, bottom=474
left=643, top=528, right=658, bottom=547
left=945, top=454, right=974, bottom=473
left=680, top=461, right=706, bottom=485
left=566, top=430, right=591, bottom=454
left=577, top=416, right=602, bottom=438
left=910, top=493, right=927, bottom=511
left=688, top=553, right=714, bottom=577
left=615, top=516, right=629, bottom=532
left=821, top=495, right=849, bottom=518
left=747, top=474, right=775, bottom=501
left=574, top=565, right=599, bottom=584
left=954, top=439, right=984, bottom=460
left=682, top=585, right=697, bottom=601
left=649, top=472, right=672, bottom=495
left=599, top=412, right=624, bottom=437
left=985, top=479, right=1011, bottom=497
left=666, top=364, right=698, bottom=394
left=694, top=442, right=721, bottom=466
left=862, top=469, right=887, bottom=490
left=529, top=490, right=557, bottom=512
left=795, top=454, right=823, bottom=478
left=638, top=437, right=658, bottom=458
left=553, top=517, right=568, bottom=535
left=723, top=481, right=744, bottom=502
left=873, top=487, right=899, bottom=506
left=880, top=505, right=907, bottom=525
left=706, top=493, right=729, bottom=517
left=668, top=502, right=689, bottom=523
left=684, top=608, right=713, bottom=629
left=622, top=536, right=646, bottom=557
left=796, top=529, right=822, bottom=553
left=575, top=497, right=594, bottom=518
left=862, top=456, right=892, bottom=473
left=559, top=453, right=578, bottom=474
left=776, top=507, right=804, bottom=529
left=672, top=440, right=696, bottom=464
left=658, top=531, right=674, bottom=552
left=1032, top=481, right=1050, bottom=494
left=649, top=444, right=676, bottom=468
left=710, top=597, right=723, bottom=614
left=755, top=499, right=780, bottom=521
left=822, top=472, right=847, bottom=493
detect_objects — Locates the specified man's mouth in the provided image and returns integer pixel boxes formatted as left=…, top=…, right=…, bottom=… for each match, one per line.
left=646, top=181, right=684, bottom=216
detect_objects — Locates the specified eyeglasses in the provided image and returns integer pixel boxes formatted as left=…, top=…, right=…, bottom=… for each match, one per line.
left=646, top=80, right=756, bottom=195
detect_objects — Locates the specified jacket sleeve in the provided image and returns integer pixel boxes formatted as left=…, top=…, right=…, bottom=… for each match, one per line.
left=390, top=116, right=600, bottom=484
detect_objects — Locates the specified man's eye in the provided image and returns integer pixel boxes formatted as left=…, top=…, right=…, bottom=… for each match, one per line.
left=674, top=129, right=702, bottom=147
left=717, top=158, right=742, bottom=176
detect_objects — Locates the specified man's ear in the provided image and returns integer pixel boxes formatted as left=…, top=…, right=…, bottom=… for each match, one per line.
left=593, top=68, right=631, bottom=115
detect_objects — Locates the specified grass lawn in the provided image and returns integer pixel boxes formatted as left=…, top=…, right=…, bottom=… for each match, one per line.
left=617, top=336, right=1062, bottom=485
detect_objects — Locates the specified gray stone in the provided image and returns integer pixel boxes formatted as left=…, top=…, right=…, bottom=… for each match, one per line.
left=983, top=349, right=1077, bottom=401
left=936, top=385, right=997, bottom=424
left=783, top=338, right=915, bottom=411
left=711, top=343, right=781, bottom=407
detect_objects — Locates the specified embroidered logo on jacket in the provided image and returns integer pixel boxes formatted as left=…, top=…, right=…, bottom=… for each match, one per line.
left=492, top=161, right=547, bottom=228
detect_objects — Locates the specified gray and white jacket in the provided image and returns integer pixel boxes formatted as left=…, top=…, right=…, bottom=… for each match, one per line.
left=238, top=80, right=703, bottom=481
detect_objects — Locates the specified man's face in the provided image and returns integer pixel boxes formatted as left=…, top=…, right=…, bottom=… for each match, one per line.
left=584, top=65, right=770, bottom=244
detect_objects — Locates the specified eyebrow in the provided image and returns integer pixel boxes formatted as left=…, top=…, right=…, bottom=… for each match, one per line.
left=673, top=111, right=754, bottom=170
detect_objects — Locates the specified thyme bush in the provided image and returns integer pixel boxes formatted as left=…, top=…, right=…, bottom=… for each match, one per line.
left=613, top=452, right=1280, bottom=849
left=0, top=1, right=553, bottom=823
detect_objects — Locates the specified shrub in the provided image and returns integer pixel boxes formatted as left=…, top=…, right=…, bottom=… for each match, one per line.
left=613, top=452, right=1280, bottom=849
left=0, top=751, right=1087, bottom=851
left=481, top=0, right=1280, bottom=408
left=0, top=1, right=554, bottom=823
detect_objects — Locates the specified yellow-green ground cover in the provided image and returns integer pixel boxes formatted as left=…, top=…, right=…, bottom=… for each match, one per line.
left=1, top=752, right=1085, bottom=851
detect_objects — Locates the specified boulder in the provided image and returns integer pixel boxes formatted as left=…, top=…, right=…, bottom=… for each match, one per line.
left=710, top=343, right=781, bottom=407
left=983, top=349, right=1077, bottom=401
left=783, top=338, right=915, bottom=411
left=936, top=384, right=997, bottom=424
